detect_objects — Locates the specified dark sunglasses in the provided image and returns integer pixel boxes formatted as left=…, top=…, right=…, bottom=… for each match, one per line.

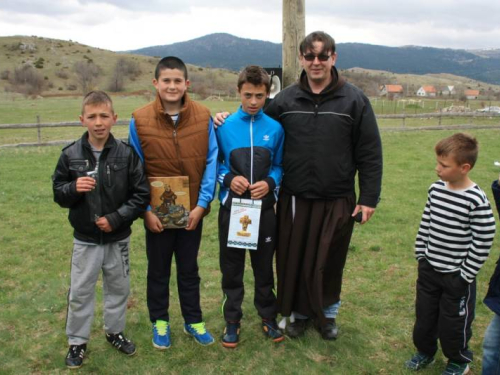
left=302, top=53, right=331, bottom=62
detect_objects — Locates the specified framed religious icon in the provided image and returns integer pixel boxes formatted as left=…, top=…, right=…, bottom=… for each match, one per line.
left=149, top=176, right=190, bottom=229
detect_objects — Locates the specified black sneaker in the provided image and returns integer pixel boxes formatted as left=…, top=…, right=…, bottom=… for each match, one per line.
left=405, top=352, right=435, bottom=371
left=105, top=332, right=136, bottom=356
left=320, top=318, right=338, bottom=340
left=442, top=360, right=470, bottom=375
left=286, top=318, right=308, bottom=338
left=262, top=319, right=285, bottom=343
left=65, top=344, right=86, bottom=369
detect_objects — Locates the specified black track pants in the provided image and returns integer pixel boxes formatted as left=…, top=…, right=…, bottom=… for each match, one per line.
left=146, top=222, right=204, bottom=324
left=219, top=206, right=278, bottom=322
left=413, top=259, right=476, bottom=363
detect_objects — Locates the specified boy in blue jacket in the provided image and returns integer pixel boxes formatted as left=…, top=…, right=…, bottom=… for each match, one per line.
left=216, top=65, right=285, bottom=348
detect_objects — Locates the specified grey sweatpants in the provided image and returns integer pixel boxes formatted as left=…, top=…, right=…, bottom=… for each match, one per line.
left=66, top=237, right=130, bottom=345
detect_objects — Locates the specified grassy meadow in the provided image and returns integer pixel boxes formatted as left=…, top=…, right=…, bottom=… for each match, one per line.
left=2, top=92, right=500, bottom=147
left=1, top=124, right=500, bottom=374
left=2, top=34, right=500, bottom=374
left=0, top=93, right=241, bottom=146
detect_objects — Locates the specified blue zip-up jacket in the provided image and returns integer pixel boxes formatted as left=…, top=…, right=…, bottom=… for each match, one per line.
left=128, top=116, right=218, bottom=210
left=216, top=106, right=284, bottom=210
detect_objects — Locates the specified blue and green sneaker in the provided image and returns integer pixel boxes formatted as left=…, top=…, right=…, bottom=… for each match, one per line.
left=152, top=320, right=171, bottom=349
left=184, top=322, right=215, bottom=346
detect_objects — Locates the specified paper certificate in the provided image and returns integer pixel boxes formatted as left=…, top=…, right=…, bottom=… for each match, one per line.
left=227, top=199, right=262, bottom=250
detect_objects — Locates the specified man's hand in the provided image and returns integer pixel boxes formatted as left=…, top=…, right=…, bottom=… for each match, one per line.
left=144, top=210, right=163, bottom=233
left=249, top=181, right=269, bottom=200
left=214, top=112, right=230, bottom=128
left=352, top=204, right=376, bottom=225
left=230, top=176, right=250, bottom=195
left=186, top=206, right=205, bottom=231
left=95, top=216, right=112, bottom=232
left=76, top=176, right=96, bottom=193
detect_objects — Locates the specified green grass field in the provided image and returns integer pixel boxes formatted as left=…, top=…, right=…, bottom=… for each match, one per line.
left=0, top=94, right=241, bottom=146
left=1, top=94, right=500, bottom=147
left=1, top=129, right=500, bottom=374
left=0, top=93, right=241, bottom=125
left=1, top=93, right=498, bottom=124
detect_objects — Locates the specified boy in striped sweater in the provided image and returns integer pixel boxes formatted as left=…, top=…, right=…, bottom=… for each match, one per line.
left=405, top=133, right=496, bottom=375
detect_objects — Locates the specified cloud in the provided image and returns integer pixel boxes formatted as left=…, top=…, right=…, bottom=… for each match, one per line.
left=0, top=0, right=499, bottom=50
left=0, top=0, right=81, bottom=16
left=307, top=0, right=500, bottom=32
left=308, top=12, right=500, bottom=50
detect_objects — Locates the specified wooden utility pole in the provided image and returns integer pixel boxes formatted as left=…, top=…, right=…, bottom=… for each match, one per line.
left=282, top=0, right=305, bottom=88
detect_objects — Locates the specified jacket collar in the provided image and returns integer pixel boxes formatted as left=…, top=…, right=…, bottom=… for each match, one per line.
left=153, top=91, right=192, bottom=124
left=236, top=105, right=264, bottom=121
left=297, top=66, right=346, bottom=100
left=81, top=131, right=116, bottom=150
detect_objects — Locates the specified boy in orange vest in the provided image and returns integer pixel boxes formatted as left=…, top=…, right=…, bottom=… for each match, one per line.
left=129, top=56, right=218, bottom=348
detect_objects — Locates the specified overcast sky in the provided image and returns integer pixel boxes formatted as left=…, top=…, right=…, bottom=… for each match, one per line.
left=1, top=0, right=499, bottom=51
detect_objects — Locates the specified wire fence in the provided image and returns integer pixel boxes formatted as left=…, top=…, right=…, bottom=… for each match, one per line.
left=1, top=112, right=500, bottom=148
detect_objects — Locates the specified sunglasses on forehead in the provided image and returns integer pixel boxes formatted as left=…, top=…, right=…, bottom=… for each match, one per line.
left=302, top=53, right=331, bottom=62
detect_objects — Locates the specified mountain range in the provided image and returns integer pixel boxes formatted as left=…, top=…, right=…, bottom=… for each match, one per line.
left=129, top=33, right=500, bottom=85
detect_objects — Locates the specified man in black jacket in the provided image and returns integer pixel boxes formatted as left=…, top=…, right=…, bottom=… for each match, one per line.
left=215, top=31, right=382, bottom=340
left=266, top=31, right=382, bottom=340
left=53, top=91, right=149, bottom=368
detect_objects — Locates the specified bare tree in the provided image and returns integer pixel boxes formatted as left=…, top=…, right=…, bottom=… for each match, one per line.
left=108, top=58, right=142, bottom=92
left=8, top=64, right=45, bottom=97
left=74, top=61, right=101, bottom=94
left=108, top=64, right=125, bottom=92
left=1, top=69, right=10, bottom=80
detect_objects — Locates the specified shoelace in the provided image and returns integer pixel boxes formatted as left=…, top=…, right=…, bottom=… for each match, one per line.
left=445, top=362, right=466, bottom=373
left=263, top=321, right=280, bottom=335
left=109, top=333, right=129, bottom=348
left=69, top=346, right=85, bottom=358
left=413, top=353, right=428, bottom=363
left=155, top=320, right=169, bottom=336
left=188, top=322, right=206, bottom=334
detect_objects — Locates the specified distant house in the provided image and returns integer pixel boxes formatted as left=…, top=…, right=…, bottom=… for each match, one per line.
left=464, top=89, right=480, bottom=100
left=417, top=86, right=437, bottom=97
left=441, top=86, right=456, bottom=96
left=379, top=84, right=404, bottom=98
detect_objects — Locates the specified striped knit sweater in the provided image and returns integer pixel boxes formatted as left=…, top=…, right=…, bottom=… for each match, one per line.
left=415, top=180, right=496, bottom=283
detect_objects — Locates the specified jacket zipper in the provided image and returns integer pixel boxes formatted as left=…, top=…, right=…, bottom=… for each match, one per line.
left=98, top=151, right=104, bottom=245
left=86, top=146, right=103, bottom=244
left=96, top=146, right=109, bottom=245
left=106, top=165, right=111, bottom=187
left=250, top=116, right=254, bottom=186
left=172, top=126, right=186, bottom=175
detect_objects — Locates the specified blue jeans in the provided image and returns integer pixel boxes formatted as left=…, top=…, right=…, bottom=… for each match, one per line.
left=293, top=300, right=341, bottom=320
left=483, top=314, right=500, bottom=375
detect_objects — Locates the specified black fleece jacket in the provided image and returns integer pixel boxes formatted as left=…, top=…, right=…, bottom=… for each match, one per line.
left=265, top=68, right=382, bottom=207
